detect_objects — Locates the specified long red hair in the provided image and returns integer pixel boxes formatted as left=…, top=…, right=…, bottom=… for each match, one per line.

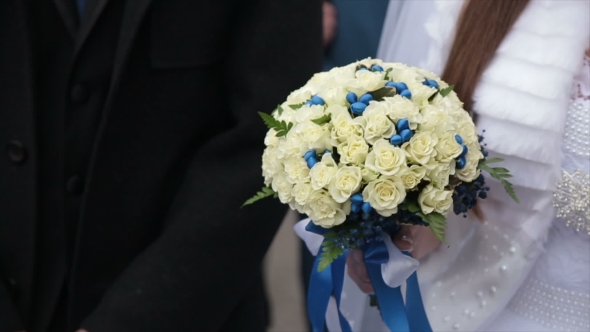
left=441, top=0, right=530, bottom=112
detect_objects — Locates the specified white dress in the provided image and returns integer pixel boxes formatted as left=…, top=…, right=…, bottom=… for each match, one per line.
left=482, top=56, right=590, bottom=332
left=305, top=1, right=590, bottom=331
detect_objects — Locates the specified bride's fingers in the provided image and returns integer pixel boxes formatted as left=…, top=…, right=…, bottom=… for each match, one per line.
left=347, top=249, right=370, bottom=282
left=392, top=226, right=414, bottom=252
left=471, top=205, right=485, bottom=222
left=350, top=265, right=374, bottom=294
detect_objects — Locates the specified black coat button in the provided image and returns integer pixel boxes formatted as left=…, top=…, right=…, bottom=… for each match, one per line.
left=66, top=175, right=84, bottom=196
left=70, top=84, right=89, bottom=104
left=5, top=140, right=27, bottom=165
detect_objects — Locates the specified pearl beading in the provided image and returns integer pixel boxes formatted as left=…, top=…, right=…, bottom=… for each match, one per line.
left=509, top=278, right=590, bottom=331
left=563, top=100, right=590, bottom=158
left=553, top=170, right=590, bottom=235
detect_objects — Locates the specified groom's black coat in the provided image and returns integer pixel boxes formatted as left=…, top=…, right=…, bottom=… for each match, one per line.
left=0, top=0, right=322, bottom=331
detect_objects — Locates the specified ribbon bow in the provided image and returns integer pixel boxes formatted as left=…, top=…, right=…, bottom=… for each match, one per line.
left=304, top=220, right=432, bottom=332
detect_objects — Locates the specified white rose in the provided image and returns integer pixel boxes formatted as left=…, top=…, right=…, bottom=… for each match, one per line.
left=305, top=72, right=336, bottom=93
left=431, top=94, right=465, bottom=118
left=456, top=118, right=479, bottom=146
left=407, top=81, right=437, bottom=107
left=330, top=106, right=364, bottom=144
left=284, top=157, right=310, bottom=184
left=419, top=105, right=455, bottom=134
left=361, top=166, right=379, bottom=183
left=456, top=142, right=483, bottom=182
left=286, top=86, right=313, bottom=104
left=415, top=68, right=439, bottom=81
left=295, top=121, right=331, bottom=151
left=277, top=130, right=303, bottom=159
left=327, top=64, right=356, bottom=85
left=328, top=166, right=362, bottom=203
left=271, top=173, right=293, bottom=204
left=387, top=64, right=419, bottom=83
left=360, top=102, right=395, bottom=145
left=403, top=131, right=438, bottom=169
left=262, top=146, right=282, bottom=186
left=276, top=107, right=297, bottom=124
left=399, top=165, right=426, bottom=190
left=307, top=189, right=351, bottom=228
left=294, top=104, right=327, bottom=124
left=356, top=58, right=383, bottom=69
left=384, top=95, right=423, bottom=129
left=365, top=139, right=407, bottom=176
left=264, top=129, right=280, bottom=147
left=425, top=162, right=455, bottom=189
left=346, top=70, right=386, bottom=95
left=362, top=176, right=406, bottom=217
left=338, top=135, right=369, bottom=165
left=292, top=181, right=314, bottom=206
left=309, top=153, right=338, bottom=190
left=435, top=132, right=463, bottom=163
left=317, top=84, right=348, bottom=106
left=418, top=184, right=454, bottom=215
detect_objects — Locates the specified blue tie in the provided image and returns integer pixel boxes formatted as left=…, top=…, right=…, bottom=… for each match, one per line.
left=76, top=0, right=86, bottom=19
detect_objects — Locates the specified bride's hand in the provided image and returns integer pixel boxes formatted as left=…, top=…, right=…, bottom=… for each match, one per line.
left=346, top=225, right=442, bottom=295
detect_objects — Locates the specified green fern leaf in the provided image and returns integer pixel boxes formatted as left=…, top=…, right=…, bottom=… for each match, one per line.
left=439, top=85, right=455, bottom=97
left=258, top=112, right=293, bottom=137
left=385, top=68, right=393, bottom=80
left=480, top=163, right=520, bottom=204
left=417, top=212, right=447, bottom=244
left=311, top=114, right=331, bottom=125
left=289, top=102, right=306, bottom=110
left=241, top=187, right=276, bottom=207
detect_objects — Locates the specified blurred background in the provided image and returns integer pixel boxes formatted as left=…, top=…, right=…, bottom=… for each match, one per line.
left=263, top=211, right=307, bottom=332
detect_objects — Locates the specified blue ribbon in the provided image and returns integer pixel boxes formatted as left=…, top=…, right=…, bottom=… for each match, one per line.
left=364, top=241, right=411, bottom=331
left=305, top=220, right=432, bottom=332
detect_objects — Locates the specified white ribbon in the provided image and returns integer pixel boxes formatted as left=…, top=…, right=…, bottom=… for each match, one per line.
left=294, top=218, right=419, bottom=288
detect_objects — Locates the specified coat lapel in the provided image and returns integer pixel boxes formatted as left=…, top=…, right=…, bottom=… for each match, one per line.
left=71, top=0, right=153, bottom=264
left=96, top=0, right=153, bottom=124
left=52, top=0, right=77, bottom=38
left=74, top=0, right=110, bottom=56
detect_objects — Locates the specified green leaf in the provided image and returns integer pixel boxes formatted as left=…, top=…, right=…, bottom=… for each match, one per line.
left=258, top=112, right=293, bottom=137
left=428, top=91, right=439, bottom=102
left=324, top=232, right=338, bottom=239
left=482, top=157, right=504, bottom=165
left=311, top=114, right=332, bottom=126
left=424, top=212, right=446, bottom=225
left=318, top=252, right=334, bottom=272
left=276, top=105, right=284, bottom=116
left=241, top=187, right=276, bottom=207
left=418, top=212, right=447, bottom=244
left=480, top=163, right=520, bottom=204
left=501, top=178, right=520, bottom=204
left=289, top=102, right=306, bottom=110
left=439, top=85, right=455, bottom=97
left=317, top=240, right=346, bottom=272
left=384, top=68, right=393, bottom=80
left=371, top=86, right=397, bottom=101
left=403, top=202, right=421, bottom=213
left=369, top=296, right=380, bottom=308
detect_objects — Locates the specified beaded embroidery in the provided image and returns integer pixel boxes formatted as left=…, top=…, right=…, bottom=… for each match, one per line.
left=509, top=278, right=590, bottom=331
left=553, top=170, right=590, bottom=235
left=554, top=54, right=590, bottom=235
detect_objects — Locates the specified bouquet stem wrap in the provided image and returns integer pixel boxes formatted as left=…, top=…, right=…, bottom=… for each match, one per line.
left=304, top=221, right=432, bottom=332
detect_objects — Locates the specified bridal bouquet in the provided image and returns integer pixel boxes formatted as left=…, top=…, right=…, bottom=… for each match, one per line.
left=243, top=58, right=517, bottom=331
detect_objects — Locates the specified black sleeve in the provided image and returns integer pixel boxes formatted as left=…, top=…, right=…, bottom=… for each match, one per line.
left=0, top=281, right=23, bottom=331
left=82, top=0, right=323, bottom=331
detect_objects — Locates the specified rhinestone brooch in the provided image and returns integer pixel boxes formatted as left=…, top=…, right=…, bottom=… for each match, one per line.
left=553, top=170, right=590, bottom=235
